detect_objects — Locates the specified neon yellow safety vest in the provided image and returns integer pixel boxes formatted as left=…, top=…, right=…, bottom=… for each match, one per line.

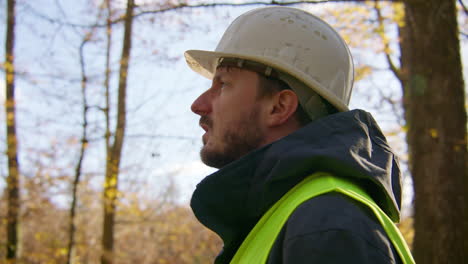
left=231, top=172, right=415, bottom=264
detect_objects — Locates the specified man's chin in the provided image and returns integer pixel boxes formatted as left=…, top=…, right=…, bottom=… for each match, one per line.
left=200, top=146, right=231, bottom=169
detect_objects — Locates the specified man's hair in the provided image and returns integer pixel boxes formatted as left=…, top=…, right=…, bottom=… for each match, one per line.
left=256, top=75, right=337, bottom=126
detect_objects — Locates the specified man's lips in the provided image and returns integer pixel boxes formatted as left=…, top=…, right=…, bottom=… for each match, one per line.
left=202, top=132, right=208, bottom=145
left=200, top=123, right=210, bottom=132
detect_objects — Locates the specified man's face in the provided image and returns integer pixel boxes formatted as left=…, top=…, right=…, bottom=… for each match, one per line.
left=191, top=67, right=270, bottom=168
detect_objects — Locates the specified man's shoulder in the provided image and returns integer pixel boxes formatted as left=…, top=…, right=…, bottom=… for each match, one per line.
left=267, top=192, right=402, bottom=264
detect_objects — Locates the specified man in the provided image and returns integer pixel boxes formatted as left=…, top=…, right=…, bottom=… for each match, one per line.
left=186, top=6, right=412, bottom=264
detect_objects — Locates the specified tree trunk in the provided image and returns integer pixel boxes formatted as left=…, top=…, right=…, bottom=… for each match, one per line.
left=101, top=0, right=134, bottom=263
left=5, top=0, right=20, bottom=261
left=66, top=38, right=90, bottom=264
left=400, top=0, right=467, bottom=262
left=104, top=0, right=112, bottom=158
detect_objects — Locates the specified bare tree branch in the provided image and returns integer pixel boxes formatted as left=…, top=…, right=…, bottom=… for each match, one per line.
left=133, top=0, right=400, bottom=18
left=66, top=36, right=91, bottom=264
left=373, top=0, right=402, bottom=82
left=126, top=134, right=198, bottom=141
left=66, top=6, right=107, bottom=262
left=459, top=0, right=468, bottom=15
left=375, top=82, right=405, bottom=126
left=23, top=0, right=399, bottom=28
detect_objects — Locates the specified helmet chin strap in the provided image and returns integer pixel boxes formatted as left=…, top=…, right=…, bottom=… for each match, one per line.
left=279, top=73, right=329, bottom=121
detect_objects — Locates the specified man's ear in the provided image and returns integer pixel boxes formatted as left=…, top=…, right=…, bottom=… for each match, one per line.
left=266, top=90, right=299, bottom=127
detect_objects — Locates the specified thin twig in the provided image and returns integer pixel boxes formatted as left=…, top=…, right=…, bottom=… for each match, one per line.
left=459, top=0, right=468, bottom=15
left=373, top=0, right=402, bottom=82
left=24, top=0, right=400, bottom=28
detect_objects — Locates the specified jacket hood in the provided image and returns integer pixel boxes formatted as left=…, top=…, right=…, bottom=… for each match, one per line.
left=191, top=109, right=402, bottom=262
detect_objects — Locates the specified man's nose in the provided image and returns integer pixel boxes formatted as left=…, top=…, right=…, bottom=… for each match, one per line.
left=191, top=90, right=212, bottom=116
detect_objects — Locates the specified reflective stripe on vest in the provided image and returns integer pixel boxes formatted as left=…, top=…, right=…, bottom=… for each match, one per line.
left=231, top=172, right=415, bottom=264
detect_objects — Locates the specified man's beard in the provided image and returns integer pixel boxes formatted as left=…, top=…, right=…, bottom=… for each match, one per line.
left=200, top=108, right=265, bottom=168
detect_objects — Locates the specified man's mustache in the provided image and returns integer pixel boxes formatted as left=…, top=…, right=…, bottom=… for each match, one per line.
left=200, top=116, right=213, bottom=129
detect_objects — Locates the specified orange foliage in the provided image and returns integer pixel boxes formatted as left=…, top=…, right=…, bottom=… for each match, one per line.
left=0, top=179, right=222, bottom=264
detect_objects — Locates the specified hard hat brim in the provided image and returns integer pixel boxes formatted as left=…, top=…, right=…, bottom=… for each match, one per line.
left=185, top=49, right=349, bottom=112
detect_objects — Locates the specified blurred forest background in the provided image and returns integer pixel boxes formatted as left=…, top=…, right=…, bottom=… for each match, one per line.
left=1, top=0, right=466, bottom=263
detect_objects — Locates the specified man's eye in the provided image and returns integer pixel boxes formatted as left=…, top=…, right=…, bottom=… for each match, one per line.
left=220, top=82, right=228, bottom=89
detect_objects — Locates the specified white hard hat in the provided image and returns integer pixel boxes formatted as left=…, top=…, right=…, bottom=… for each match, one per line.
left=185, top=6, right=354, bottom=112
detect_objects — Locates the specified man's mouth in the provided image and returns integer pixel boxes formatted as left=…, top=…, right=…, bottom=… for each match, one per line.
left=200, top=123, right=209, bottom=132
left=199, top=116, right=212, bottom=132
left=199, top=116, right=213, bottom=145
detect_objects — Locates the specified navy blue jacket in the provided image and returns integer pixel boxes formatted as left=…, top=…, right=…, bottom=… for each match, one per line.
left=191, top=110, right=404, bottom=263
